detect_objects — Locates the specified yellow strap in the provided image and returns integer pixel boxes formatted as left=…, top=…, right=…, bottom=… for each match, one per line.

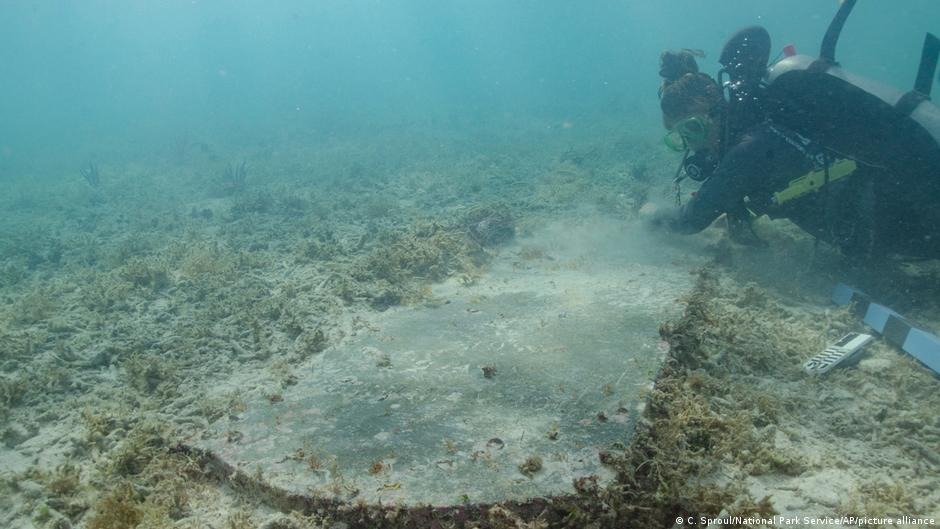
left=772, top=159, right=857, bottom=205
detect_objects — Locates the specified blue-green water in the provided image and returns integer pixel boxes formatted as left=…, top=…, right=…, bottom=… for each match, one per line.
left=1, top=1, right=937, bottom=173
left=1, top=1, right=940, bottom=527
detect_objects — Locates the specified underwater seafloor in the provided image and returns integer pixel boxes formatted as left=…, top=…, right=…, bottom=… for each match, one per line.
left=1, top=120, right=938, bottom=529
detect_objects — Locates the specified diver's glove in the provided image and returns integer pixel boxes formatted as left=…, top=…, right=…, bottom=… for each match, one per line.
left=726, top=215, right=768, bottom=248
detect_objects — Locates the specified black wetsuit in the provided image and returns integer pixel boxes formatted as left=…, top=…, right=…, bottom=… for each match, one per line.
left=671, top=120, right=940, bottom=259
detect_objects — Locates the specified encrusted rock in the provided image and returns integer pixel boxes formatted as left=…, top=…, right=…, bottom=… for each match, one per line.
left=2, top=421, right=36, bottom=448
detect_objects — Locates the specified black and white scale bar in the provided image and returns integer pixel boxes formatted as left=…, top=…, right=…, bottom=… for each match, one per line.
left=832, top=282, right=940, bottom=376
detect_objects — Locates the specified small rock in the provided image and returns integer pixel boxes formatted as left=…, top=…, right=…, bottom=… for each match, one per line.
left=66, top=434, right=91, bottom=457
left=518, top=455, right=543, bottom=477
left=18, top=479, right=44, bottom=499
left=2, top=422, right=36, bottom=448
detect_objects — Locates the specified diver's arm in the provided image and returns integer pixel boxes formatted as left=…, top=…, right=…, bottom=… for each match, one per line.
left=641, top=194, right=722, bottom=234
left=674, top=188, right=729, bottom=234
left=671, top=135, right=765, bottom=234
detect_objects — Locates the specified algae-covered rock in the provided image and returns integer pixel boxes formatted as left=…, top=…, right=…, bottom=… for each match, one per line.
left=119, top=257, right=171, bottom=291
left=462, top=203, right=515, bottom=247
left=122, top=353, right=178, bottom=394
left=293, top=328, right=328, bottom=360
left=359, top=222, right=486, bottom=285
left=2, top=421, right=36, bottom=448
left=85, top=483, right=142, bottom=529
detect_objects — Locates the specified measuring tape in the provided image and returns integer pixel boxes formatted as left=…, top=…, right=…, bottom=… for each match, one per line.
left=832, top=283, right=940, bottom=376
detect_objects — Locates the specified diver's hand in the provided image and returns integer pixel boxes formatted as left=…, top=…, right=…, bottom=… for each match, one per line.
left=638, top=202, right=659, bottom=218
left=726, top=216, right=769, bottom=248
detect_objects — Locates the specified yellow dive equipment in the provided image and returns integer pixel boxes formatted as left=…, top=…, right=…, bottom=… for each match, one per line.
left=772, top=158, right=856, bottom=205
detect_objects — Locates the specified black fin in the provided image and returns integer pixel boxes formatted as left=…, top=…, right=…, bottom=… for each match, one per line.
left=914, top=32, right=939, bottom=97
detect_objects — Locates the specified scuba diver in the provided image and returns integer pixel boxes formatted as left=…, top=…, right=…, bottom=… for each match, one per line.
left=650, top=0, right=940, bottom=260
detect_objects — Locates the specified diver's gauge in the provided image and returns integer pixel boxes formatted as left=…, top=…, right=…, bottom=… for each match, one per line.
left=803, top=332, right=874, bottom=375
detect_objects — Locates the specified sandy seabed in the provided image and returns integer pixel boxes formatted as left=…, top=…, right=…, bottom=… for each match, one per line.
left=0, top=122, right=938, bottom=528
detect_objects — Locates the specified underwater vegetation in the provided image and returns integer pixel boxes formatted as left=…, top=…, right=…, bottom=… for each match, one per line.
left=0, top=107, right=935, bottom=528
left=343, top=203, right=514, bottom=309
left=95, top=269, right=850, bottom=529
left=85, top=483, right=142, bottom=529
left=219, top=161, right=248, bottom=196
left=463, top=203, right=515, bottom=247
left=353, top=221, right=484, bottom=308
left=0, top=229, right=65, bottom=281
left=80, top=163, right=100, bottom=189
left=231, top=190, right=277, bottom=216
left=119, top=257, right=171, bottom=292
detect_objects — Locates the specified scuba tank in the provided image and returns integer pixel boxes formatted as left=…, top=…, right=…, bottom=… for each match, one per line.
left=766, top=52, right=940, bottom=176
left=720, top=0, right=940, bottom=177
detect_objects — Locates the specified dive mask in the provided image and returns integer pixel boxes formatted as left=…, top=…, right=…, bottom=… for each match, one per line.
left=663, top=115, right=711, bottom=152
